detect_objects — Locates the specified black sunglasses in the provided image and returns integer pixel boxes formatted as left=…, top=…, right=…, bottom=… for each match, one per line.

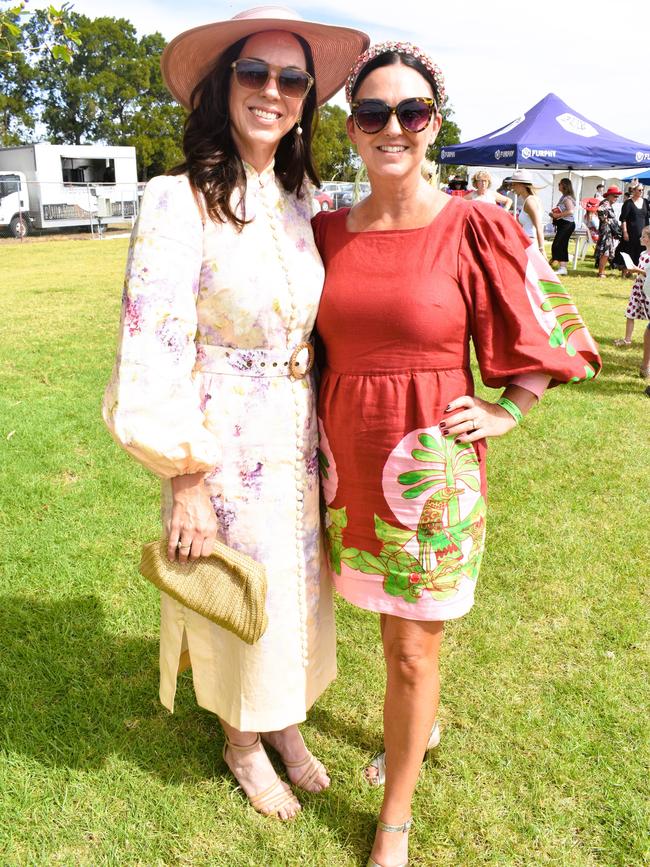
left=351, top=97, right=436, bottom=134
left=231, top=58, right=314, bottom=99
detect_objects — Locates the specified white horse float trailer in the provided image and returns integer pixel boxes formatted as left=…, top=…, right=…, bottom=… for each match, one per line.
left=0, top=143, right=139, bottom=237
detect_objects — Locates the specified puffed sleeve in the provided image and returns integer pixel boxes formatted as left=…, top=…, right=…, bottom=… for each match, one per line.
left=457, top=204, right=601, bottom=389
left=102, top=174, right=221, bottom=478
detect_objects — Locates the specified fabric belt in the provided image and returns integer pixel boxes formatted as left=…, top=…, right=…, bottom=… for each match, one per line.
left=194, top=342, right=315, bottom=380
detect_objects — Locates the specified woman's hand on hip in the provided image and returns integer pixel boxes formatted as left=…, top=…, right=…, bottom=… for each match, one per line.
left=439, top=395, right=516, bottom=443
left=167, top=471, right=218, bottom=562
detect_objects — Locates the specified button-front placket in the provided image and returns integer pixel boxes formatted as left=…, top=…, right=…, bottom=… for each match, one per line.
left=257, top=172, right=310, bottom=669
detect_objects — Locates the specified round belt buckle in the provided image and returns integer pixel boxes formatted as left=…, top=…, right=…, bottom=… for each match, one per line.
left=288, top=342, right=314, bottom=380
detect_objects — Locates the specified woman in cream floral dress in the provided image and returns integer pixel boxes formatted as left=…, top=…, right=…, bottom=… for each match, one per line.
left=103, top=6, right=368, bottom=819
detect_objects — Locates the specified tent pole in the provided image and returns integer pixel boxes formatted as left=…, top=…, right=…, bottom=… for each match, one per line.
left=570, top=168, right=583, bottom=271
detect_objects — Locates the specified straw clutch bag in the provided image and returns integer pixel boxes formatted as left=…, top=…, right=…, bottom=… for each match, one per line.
left=139, top=540, right=268, bottom=645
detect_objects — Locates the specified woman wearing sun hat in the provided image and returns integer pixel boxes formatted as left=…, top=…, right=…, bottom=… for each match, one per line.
left=595, top=185, right=623, bottom=277
left=103, top=6, right=368, bottom=819
left=312, top=42, right=601, bottom=866
left=508, top=168, right=546, bottom=254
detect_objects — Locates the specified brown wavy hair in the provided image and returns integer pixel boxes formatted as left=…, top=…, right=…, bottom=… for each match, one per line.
left=170, top=34, right=320, bottom=230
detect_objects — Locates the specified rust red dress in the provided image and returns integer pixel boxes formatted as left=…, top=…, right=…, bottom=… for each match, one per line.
left=313, top=198, right=601, bottom=622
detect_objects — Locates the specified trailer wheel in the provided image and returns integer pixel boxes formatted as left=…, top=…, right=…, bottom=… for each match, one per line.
left=9, top=215, right=30, bottom=238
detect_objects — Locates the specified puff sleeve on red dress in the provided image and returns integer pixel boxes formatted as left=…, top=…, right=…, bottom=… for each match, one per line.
left=458, top=205, right=601, bottom=389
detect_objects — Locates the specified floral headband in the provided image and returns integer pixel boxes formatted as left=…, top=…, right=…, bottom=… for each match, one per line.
left=345, top=41, right=446, bottom=107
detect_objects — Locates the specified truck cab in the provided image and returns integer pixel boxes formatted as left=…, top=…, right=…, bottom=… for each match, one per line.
left=0, top=171, right=31, bottom=237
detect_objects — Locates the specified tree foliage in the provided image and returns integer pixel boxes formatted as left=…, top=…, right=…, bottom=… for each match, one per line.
left=313, top=104, right=358, bottom=182
left=428, top=102, right=462, bottom=182
left=0, top=8, right=36, bottom=143
left=1, top=1, right=79, bottom=63
left=0, top=1, right=80, bottom=145
left=22, top=11, right=184, bottom=178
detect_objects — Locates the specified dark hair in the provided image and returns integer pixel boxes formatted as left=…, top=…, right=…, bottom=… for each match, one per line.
left=170, top=33, right=319, bottom=230
left=559, top=177, right=575, bottom=198
left=350, top=51, right=439, bottom=109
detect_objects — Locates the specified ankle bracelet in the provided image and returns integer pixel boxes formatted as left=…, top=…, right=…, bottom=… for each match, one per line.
left=377, top=817, right=413, bottom=834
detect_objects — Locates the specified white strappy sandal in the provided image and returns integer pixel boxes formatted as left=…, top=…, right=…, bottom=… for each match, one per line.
left=365, top=720, right=440, bottom=787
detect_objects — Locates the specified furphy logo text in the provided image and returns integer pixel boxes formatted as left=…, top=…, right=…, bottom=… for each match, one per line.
left=521, top=147, right=557, bottom=159
left=494, top=149, right=515, bottom=160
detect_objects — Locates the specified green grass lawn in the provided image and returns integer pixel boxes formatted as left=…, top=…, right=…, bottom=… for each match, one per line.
left=0, top=237, right=648, bottom=866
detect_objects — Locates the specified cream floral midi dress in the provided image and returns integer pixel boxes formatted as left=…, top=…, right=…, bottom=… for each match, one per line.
left=103, top=165, right=336, bottom=731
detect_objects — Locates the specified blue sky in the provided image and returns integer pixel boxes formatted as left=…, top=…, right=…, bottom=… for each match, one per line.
left=35, top=0, right=645, bottom=146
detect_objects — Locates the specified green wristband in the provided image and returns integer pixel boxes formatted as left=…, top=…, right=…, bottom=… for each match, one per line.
left=497, top=396, right=524, bottom=425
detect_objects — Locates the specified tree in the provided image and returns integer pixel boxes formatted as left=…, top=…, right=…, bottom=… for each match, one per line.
left=30, top=14, right=183, bottom=177
left=122, top=31, right=184, bottom=179
left=126, top=101, right=184, bottom=180
left=428, top=102, right=462, bottom=183
left=312, top=104, right=357, bottom=182
left=32, top=13, right=145, bottom=144
left=0, top=8, right=36, bottom=144
left=1, top=1, right=79, bottom=63
left=0, top=1, right=80, bottom=145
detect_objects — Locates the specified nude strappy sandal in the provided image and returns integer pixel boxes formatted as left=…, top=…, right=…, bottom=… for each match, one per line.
left=222, top=733, right=300, bottom=818
left=262, top=732, right=330, bottom=793
left=366, top=817, right=412, bottom=867
left=365, top=720, right=440, bottom=787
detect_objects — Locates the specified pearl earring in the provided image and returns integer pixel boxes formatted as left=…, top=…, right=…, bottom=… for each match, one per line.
left=296, top=120, right=303, bottom=136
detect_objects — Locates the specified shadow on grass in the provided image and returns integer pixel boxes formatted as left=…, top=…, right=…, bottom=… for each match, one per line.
left=0, top=594, right=220, bottom=782
left=588, top=334, right=648, bottom=393
left=0, top=593, right=382, bottom=864
left=308, top=703, right=378, bottom=754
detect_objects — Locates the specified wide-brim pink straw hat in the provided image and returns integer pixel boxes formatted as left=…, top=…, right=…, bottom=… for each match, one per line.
left=161, top=5, right=370, bottom=108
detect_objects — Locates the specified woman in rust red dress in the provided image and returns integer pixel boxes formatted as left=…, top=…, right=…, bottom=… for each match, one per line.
left=312, top=42, right=601, bottom=867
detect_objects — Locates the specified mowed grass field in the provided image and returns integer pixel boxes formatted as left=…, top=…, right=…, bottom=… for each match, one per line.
left=0, top=235, right=648, bottom=867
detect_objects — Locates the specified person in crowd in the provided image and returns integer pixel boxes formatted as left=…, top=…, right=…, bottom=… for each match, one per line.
left=614, top=224, right=650, bottom=350
left=595, top=186, right=623, bottom=277
left=594, top=183, right=605, bottom=200
left=620, top=184, right=649, bottom=266
left=583, top=199, right=600, bottom=238
left=467, top=170, right=512, bottom=210
left=509, top=169, right=545, bottom=254
left=498, top=177, right=516, bottom=209
left=446, top=175, right=469, bottom=197
left=312, top=42, right=601, bottom=867
left=550, top=177, right=576, bottom=275
left=580, top=200, right=600, bottom=259
left=102, top=5, right=368, bottom=820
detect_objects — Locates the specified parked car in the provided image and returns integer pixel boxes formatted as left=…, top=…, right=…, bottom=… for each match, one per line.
left=317, top=181, right=371, bottom=210
left=314, top=188, right=334, bottom=211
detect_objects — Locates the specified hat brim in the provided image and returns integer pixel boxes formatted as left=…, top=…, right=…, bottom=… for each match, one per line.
left=509, top=176, right=545, bottom=189
left=161, top=16, right=369, bottom=108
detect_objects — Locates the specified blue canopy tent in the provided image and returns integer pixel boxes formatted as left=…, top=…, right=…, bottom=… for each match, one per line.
left=622, top=169, right=650, bottom=186
left=439, top=93, right=650, bottom=170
